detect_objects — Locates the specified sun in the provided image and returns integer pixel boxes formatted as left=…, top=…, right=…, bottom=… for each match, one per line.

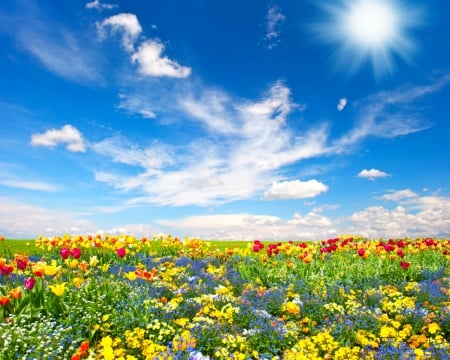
left=344, top=1, right=398, bottom=48
left=312, top=0, right=422, bottom=77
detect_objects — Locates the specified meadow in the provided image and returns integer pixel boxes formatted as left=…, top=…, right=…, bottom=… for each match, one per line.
left=0, top=235, right=449, bottom=359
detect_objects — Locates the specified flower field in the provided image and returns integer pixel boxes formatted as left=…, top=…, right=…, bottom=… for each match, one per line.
left=0, top=235, right=449, bottom=359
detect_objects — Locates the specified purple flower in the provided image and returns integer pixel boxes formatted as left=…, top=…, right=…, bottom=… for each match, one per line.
left=24, top=277, right=36, bottom=290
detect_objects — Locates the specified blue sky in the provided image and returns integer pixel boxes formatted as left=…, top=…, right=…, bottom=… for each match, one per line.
left=1, top=0, right=449, bottom=239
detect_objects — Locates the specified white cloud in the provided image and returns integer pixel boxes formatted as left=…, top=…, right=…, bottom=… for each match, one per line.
left=131, top=40, right=191, bottom=78
left=239, top=81, right=300, bottom=123
left=357, top=168, right=390, bottom=180
left=337, top=98, right=347, bottom=111
left=118, top=93, right=157, bottom=118
left=264, top=5, right=286, bottom=49
left=15, top=22, right=102, bottom=84
left=180, top=90, right=237, bottom=134
left=157, top=212, right=336, bottom=240
left=95, top=82, right=330, bottom=206
left=30, top=125, right=86, bottom=152
left=155, top=192, right=450, bottom=240
left=96, top=224, right=160, bottom=237
left=86, top=0, right=117, bottom=11
left=263, top=179, right=328, bottom=200
left=380, top=189, right=418, bottom=201
left=92, top=136, right=174, bottom=169
left=93, top=78, right=448, bottom=210
left=98, top=13, right=142, bottom=52
left=332, top=77, right=450, bottom=150
left=346, top=190, right=450, bottom=238
left=0, top=178, right=59, bottom=192
left=0, top=197, right=95, bottom=238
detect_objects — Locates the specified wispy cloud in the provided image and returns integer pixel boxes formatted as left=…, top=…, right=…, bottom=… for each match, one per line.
left=0, top=178, right=59, bottom=192
left=0, top=197, right=95, bottom=238
left=94, top=81, right=330, bottom=206
left=357, top=168, right=390, bottom=180
left=15, top=22, right=102, bottom=84
left=117, top=93, right=157, bottom=118
left=30, top=125, right=87, bottom=152
left=264, top=5, right=286, bottom=49
left=333, top=76, right=450, bottom=150
left=86, top=0, right=117, bottom=11
left=92, top=77, right=449, bottom=207
left=380, top=189, right=418, bottom=201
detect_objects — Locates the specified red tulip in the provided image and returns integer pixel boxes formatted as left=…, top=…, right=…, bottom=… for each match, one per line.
left=16, top=258, right=28, bottom=270
left=116, top=247, right=126, bottom=258
left=0, top=263, right=14, bottom=276
left=400, top=261, right=410, bottom=269
left=0, top=296, right=11, bottom=306
left=24, top=277, right=36, bottom=290
left=60, top=247, right=71, bottom=259
left=71, top=248, right=82, bottom=259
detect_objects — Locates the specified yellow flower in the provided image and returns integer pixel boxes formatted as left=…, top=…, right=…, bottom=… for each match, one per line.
left=102, top=314, right=110, bottom=322
left=100, top=336, right=113, bottom=348
left=124, top=271, right=137, bottom=281
left=72, top=277, right=83, bottom=288
left=175, top=318, right=190, bottom=327
left=414, top=348, right=425, bottom=358
left=380, top=325, right=396, bottom=339
left=44, top=260, right=61, bottom=276
left=283, top=301, right=300, bottom=315
left=49, top=282, right=67, bottom=297
left=391, top=321, right=401, bottom=329
left=89, top=255, right=99, bottom=267
left=101, top=264, right=110, bottom=273
left=427, top=322, right=441, bottom=335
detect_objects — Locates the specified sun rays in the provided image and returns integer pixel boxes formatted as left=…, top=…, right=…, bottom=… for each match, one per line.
left=312, top=0, right=422, bottom=77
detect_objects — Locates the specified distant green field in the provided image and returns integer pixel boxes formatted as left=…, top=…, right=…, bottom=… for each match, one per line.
left=0, top=239, right=39, bottom=255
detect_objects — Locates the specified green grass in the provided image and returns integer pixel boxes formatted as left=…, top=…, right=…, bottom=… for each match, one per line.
left=0, top=239, right=39, bottom=256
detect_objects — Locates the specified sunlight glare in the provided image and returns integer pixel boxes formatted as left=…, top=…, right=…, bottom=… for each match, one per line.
left=312, top=0, right=422, bottom=77
left=344, top=1, right=397, bottom=48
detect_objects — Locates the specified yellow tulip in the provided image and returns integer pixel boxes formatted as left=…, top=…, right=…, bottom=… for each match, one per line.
left=124, top=272, right=137, bottom=281
left=44, top=260, right=61, bottom=276
left=49, top=282, right=67, bottom=297
left=73, top=277, right=84, bottom=288
left=89, top=256, right=99, bottom=267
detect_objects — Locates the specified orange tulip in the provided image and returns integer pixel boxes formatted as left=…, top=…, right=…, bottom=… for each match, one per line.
left=10, top=287, right=22, bottom=299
